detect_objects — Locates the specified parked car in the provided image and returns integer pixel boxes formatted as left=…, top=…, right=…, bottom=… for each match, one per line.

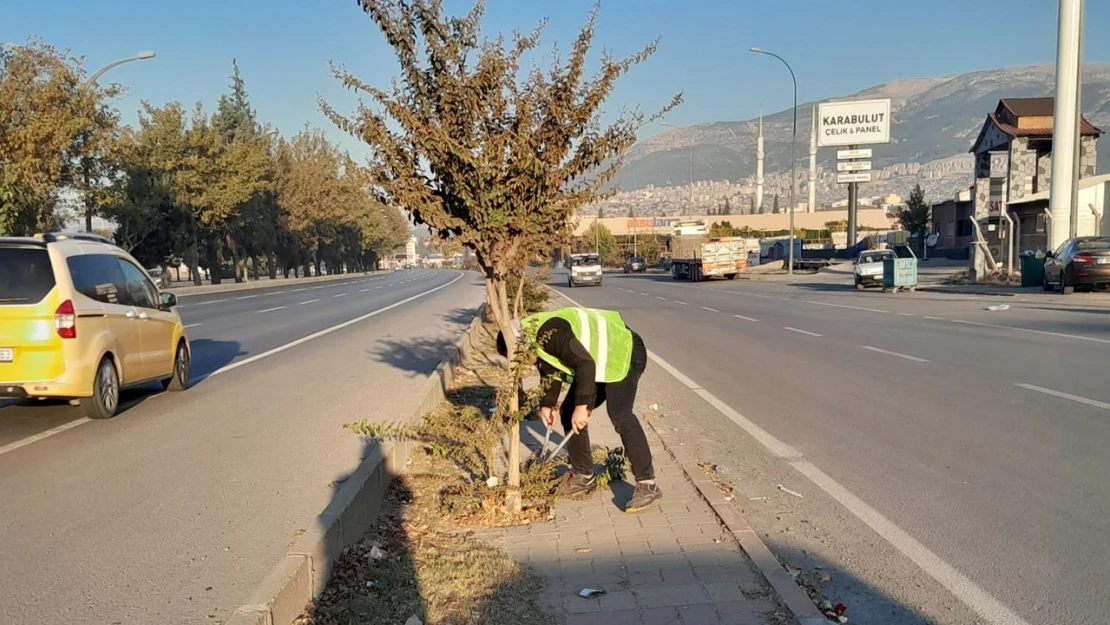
left=566, top=253, right=602, bottom=287
left=623, top=256, right=647, bottom=274
left=0, top=232, right=191, bottom=419
left=853, top=249, right=894, bottom=289
left=1043, top=236, right=1110, bottom=294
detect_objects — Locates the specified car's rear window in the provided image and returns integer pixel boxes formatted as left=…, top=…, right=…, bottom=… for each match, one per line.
left=0, top=247, right=56, bottom=305
left=1077, top=239, right=1110, bottom=251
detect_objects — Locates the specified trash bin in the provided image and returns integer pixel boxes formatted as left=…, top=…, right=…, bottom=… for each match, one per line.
left=1020, top=253, right=1045, bottom=288
left=882, top=236, right=918, bottom=292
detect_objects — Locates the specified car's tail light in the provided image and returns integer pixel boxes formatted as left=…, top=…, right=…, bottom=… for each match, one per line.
left=1073, top=254, right=1093, bottom=264
left=55, top=299, right=76, bottom=339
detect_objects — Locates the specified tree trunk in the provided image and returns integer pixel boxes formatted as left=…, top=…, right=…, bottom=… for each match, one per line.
left=190, top=236, right=202, bottom=286
left=512, top=272, right=526, bottom=318
left=269, top=253, right=278, bottom=279
left=486, top=275, right=521, bottom=514
left=208, top=240, right=223, bottom=285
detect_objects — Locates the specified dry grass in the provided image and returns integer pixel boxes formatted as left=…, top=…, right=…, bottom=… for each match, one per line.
left=299, top=475, right=556, bottom=625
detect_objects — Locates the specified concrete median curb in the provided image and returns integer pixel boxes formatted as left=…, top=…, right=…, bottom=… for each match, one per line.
left=224, top=304, right=486, bottom=625
left=646, top=420, right=827, bottom=625
left=166, top=270, right=387, bottom=297
left=916, top=285, right=1018, bottom=297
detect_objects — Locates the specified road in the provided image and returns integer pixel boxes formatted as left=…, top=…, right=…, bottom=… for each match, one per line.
left=0, top=269, right=485, bottom=625
left=551, top=270, right=1110, bottom=625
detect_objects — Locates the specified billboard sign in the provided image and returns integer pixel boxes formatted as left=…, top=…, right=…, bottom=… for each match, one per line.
left=817, top=99, right=891, bottom=147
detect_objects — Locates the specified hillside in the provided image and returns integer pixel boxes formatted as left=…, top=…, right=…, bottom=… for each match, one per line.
left=612, top=64, right=1110, bottom=206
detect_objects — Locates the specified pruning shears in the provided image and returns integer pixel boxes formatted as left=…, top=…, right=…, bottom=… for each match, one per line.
left=537, top=422, right=576, bottom=468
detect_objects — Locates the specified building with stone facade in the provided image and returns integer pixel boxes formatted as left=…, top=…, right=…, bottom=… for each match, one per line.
left=967, top=97, right=1103, bottom=257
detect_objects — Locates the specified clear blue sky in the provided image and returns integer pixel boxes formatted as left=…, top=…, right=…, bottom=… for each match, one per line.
left=3, top=0, right=1104, bottom=158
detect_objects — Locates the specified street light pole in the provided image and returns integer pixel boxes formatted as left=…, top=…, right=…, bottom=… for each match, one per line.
left=80, top=51, right=156, bottom=233
left=750, top=47, right=798, bottom=275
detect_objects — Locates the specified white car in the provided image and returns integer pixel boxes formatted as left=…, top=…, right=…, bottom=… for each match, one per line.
left=853, top=249, right=894, bottom=289
left=567, top=253, right=602, bottom=287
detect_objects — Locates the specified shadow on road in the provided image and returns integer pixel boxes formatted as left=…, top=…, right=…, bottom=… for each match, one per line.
left=367, top=306, right=483, bottom=378
left=188, top=338, right=248, bottom=383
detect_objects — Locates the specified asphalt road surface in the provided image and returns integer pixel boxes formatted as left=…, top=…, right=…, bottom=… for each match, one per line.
left=0, top=269, right=485, bottom=625
left=552, top=270, right=1110, bottom=625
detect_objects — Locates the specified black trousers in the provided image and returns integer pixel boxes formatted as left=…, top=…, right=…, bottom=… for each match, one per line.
left=559, top=331, right=654, bottom=482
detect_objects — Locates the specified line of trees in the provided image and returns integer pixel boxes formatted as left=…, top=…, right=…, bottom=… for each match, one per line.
left=1, top=39, right=409, bottom=285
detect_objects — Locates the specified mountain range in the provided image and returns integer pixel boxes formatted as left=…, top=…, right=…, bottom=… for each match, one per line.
left=612, top=64, right=1110, bottom=204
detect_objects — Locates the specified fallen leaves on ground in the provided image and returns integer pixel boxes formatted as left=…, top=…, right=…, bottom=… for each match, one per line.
left=298, top=474, right=556, bottom=625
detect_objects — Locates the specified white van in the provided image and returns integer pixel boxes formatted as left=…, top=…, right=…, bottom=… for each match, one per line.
left=566, top=253, right=602, bottom=287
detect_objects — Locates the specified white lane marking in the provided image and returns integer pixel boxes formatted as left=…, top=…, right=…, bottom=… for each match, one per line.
left=924, top=316, right=946, bottom=321
left=1014, top=383, right=1110, bottom=411
left=210, top=273, right=463, bottom=378
left=950, top=319, right=1110, bottom=345
left=551, top=284, right=1033, bottom=625
left=194, top=299, right=228, bottom=306
left=656, top=296, right=667, bottom=301
left=733, top=315, right=758, bottom=322
left=184, top=323, right=202, bottom=329
left=333, top=293, right=348, bottom=298
left=784, top=327, right=822, bottom=337
left=311, top=286, right=325, bottom=290
left=265, top=291, right=286, bottom=296
left=374, top=286, right=383, bottom=290
left=794, top=298, right=889, bottom=314
left=790, top=460, right=1033, bottom=625
left=298, top=299, right=319, bottom=305
left=861, top=345, right=930, bottom=363
left=236, top=294, right=260, bottom=300
left=639, top=292, right=651, bottom=296
left=0, top=418, right=92, bottom=457
left=674, top=301, right=689, bottom=306
left=292, top=288, right=308, bottom=293
left=898, top=312, right=916, bottom=317
left=256, top=306, right=287, bottom=314
left=700, top=306, right=720, bottom=313
left=360, top=288, right=372, bottom=292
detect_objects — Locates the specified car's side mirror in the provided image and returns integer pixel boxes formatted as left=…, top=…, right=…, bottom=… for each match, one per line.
left=160, top=292, right=177, bottom=308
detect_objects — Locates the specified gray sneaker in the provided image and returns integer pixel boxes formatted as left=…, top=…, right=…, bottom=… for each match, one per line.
left=560, top=473, right=597, bottom=497
left=626, top=482, right=663, bottom=513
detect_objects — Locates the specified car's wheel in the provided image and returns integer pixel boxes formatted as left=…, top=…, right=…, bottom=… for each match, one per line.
left=1061, top=270, right=1075, bottom=295
left=162, top=341, right=191, bottom=392
left=855, top=279, right=865, bottom=290
left=80, top=357, right=120, bottom=419
left=725, top=273, right=738, bottom=280
left=568, top=279, right=575, bottom=288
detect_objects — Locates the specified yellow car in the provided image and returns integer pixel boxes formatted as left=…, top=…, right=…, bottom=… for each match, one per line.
left=0, top=233, right=191, bottom=419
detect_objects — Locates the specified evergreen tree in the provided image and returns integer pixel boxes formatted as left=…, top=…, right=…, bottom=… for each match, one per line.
left=772, top=193, right=780, bottom=214
left=722, top=197, right=731, bottom=215
left=750, top=196, right=756, bottom=214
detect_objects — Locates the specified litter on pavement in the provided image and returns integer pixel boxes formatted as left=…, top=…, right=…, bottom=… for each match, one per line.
left=986, top=304, right=1010, bottom=311
left=777, top=484, right=804, bottom=498
left=577, top=588, right=606, bottom=598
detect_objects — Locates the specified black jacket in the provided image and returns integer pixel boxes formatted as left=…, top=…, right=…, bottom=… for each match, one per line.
left=534, top=317, right=597, bottom=409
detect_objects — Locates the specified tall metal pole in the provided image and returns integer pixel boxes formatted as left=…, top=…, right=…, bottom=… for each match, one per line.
left=1048, top=0, right=1082, bottom=249
left=80, top=51, right=156, bottom=233
left=1070, top=0, right=1085, bottom=238
left=750, top=47, right=797, bottom=275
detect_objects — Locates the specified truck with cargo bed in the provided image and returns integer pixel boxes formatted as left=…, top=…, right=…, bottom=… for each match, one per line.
left=669, top=220, right=747, bottom=281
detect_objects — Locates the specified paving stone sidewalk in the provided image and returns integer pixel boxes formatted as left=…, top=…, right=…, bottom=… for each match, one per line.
left=474, top=409, right=791, bottom=625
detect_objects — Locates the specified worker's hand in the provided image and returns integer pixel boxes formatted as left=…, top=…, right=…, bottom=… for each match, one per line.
left=571, top=405, right=591, bottom=434
left=539, top=406, right=556, bottom=427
